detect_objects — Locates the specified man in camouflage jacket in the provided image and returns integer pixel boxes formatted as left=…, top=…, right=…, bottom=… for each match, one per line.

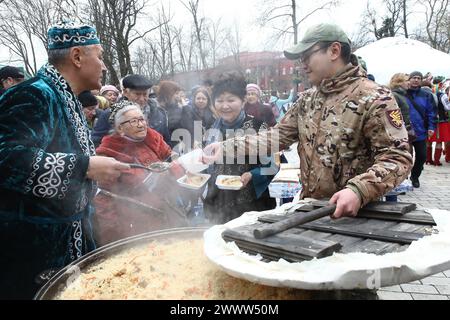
left=204, top=24, right=412, bottom=219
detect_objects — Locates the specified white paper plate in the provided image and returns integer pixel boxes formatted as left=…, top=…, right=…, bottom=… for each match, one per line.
left=215, top=175, right=243, bottom=190
left=177, top=173, right=211, bottom=190
left=177, top=149, right=208, bottom=173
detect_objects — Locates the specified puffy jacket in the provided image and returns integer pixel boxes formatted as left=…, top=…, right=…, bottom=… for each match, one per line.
left=405, top=88, right=437, bottom=141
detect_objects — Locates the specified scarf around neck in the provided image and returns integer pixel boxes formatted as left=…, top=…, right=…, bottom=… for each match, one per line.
left=217, top=109, right=246, bottom=130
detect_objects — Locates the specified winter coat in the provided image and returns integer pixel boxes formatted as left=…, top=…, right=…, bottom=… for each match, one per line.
left=204, top=112, right=276, bottom=224
left=244, top=101, right=277, bottom=127
left=405, top=87, right=437, bottom=141
left=94, top=128, right=186, bottom=246
left=391, top=88, right=412, bottom=130
left=180, top=104, right=216, bottom=148
left=91, top=98, right=170, bottom=147
left=224, top=62, right=413, bottom=207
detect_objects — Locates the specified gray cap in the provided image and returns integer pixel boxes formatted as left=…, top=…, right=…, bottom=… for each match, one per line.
left=284, top=23, right=351, bottom=60
left=122, top=74, right=153, bottom=90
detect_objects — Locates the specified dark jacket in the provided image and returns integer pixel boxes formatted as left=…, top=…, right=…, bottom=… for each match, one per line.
left=180, top=104, right=216, bottom=148
left=436, top=92, right=450, bottom=123
left=143, top=98, right=170, bottom=143
left=405, top=88, right=437, bottom=141
left=203, top=113, right=276, bottom=224
left=244, top=102, right=277, bottom=127
left=163, top=102, right=184, bottom=148
left=391, top=88, right=412, bottom=130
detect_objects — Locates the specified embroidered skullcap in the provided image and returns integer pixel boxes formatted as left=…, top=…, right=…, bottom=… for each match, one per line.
left=109, top=99, right=136, bottom=125
left=47, top=20, right=100, bottom=50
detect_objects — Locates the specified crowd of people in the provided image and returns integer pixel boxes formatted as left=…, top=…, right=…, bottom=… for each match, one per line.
left=387, top=71, right=450, bottom=188
left=0, top=19, right=449, bottom=300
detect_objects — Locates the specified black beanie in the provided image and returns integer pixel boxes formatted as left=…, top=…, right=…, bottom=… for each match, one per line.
left=409, top=71, right=423, bottom=80
left=78, top=91, right=98, bottom=108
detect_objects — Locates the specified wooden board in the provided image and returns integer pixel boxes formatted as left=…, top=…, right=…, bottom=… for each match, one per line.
left=222, top=223, right=342, bottom=262
left=311, top=200, right=416, bottom=214
left=222, top=200, right=435, bottom=262
left=258, top=214, right=426, bottom=244
left=296, top=205, right=435, bottom=225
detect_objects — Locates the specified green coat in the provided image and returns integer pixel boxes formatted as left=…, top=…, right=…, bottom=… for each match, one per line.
left=0, top=63, right=96, bottom=299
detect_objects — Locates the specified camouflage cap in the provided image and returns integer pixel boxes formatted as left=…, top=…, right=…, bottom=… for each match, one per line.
left=284, top=23, right=351, bottom=60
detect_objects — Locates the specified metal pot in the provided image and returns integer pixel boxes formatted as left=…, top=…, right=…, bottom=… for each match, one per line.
left=34, top=227, right=207, bottom=300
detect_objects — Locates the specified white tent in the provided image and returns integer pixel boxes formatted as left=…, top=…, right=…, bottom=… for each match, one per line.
left=354, top=37, right=450, bottom=86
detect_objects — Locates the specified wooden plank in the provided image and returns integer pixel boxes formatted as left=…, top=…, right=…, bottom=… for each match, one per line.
left=295, top=206, right=435, bottom=225
left=325, top=234, right=366, bottom=247
left=342, top=239, right=401, bottom=255
left=222, top=223, right=342, bottom=262
left=258, top=214, right=425, bottom=244
left=310, top=200, right=416, bottom=214
left=357, top=211, right=435, bottom=225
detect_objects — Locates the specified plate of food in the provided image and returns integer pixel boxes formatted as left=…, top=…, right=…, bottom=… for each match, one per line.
left=215, top=175, right=243, bottom=191
left=177, top=172, right=211, bottom=190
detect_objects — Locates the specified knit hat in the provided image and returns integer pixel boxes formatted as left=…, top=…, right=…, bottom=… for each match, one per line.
left=47, top=21, right=100, bottom=50
left=0, top=66, right=25, bottom=81
left=78, top=90, right=98, bottom=108
left=246, top=83, right=261, bottom=96
left=409, top=71, right=423, bottom=80
left=100, top=85, right=120, bottom=96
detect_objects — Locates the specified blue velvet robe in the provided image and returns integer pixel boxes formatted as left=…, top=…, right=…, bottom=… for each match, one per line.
left=0, top=63, right=96, bottom=299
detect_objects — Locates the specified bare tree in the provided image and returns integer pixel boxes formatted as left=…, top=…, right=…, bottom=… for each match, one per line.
left=257, top=0, right=339, bottom=46
left=206, top=18, right=227, bottom=68
left=419, top=0, right=450, bottom=51
left=401, top=0, right=411, bottom=37
left=179, top=0, right=208, bottom=69
left=0, top=0, right=78, bottom=75
left=226, top=21, right=242, bottom=65
left=358, top=0, right=411, bottom=43
left=85, top=0, right=162, bottom=84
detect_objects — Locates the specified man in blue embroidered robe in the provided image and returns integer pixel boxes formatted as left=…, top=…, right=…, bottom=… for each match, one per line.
left=0, top=22, right=129, bottom=299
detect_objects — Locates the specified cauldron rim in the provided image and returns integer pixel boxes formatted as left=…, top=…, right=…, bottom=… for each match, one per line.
left=34, top=227, right=208, bottom=300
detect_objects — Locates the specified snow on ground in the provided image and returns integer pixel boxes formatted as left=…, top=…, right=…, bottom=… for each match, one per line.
left=354, top=37, right=450, bottom=86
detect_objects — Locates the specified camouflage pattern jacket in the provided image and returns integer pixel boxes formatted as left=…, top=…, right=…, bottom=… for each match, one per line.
left=227, top=63, right=413, bottom=206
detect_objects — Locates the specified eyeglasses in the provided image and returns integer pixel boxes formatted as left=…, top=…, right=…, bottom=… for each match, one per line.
left=299, top=46, right=326, bottom=64
left=120, top=118, right=146, bottom=127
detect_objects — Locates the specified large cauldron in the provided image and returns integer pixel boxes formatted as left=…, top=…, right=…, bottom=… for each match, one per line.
left=34, top=227, right=207, bottom=300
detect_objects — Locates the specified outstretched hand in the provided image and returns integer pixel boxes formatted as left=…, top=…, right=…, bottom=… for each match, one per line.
left=87, top=156, right=130, bottom=184
left=202, top=142, right=223, bottom=164
left=329, top=188, right=361, bottom=219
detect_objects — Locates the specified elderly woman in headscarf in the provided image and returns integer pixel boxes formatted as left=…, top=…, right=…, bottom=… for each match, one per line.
left=203, top=72, right=277, bottom=224
left=93, top=100, right=187, bottom=246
